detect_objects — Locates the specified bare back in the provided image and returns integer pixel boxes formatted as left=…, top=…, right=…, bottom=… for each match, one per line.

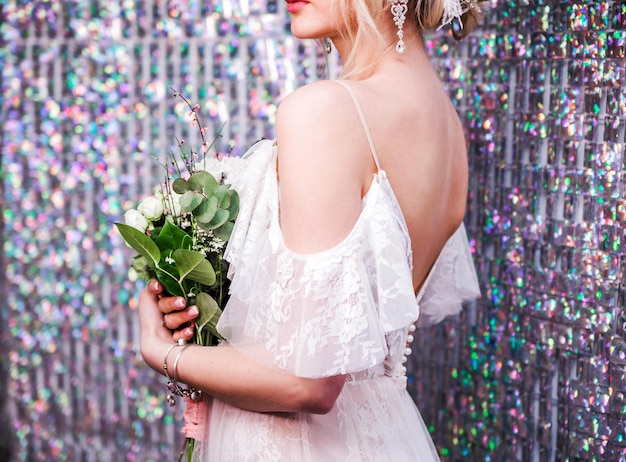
left=276, top=58, right=468, bottom=294
left=335, top=72, right=469, bottom=293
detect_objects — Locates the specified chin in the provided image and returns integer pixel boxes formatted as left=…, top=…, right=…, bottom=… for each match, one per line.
left=291, top=31, right=324, bottom=40
left=289, top=22, right=335, bottom=41
left=290, top=27, right=320, bottom=40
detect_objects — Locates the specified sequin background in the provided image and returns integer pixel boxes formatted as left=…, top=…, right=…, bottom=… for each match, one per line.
left=0, top=1, right=624, bottom=461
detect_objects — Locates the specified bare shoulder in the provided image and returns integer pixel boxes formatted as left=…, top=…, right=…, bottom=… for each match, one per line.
left=275, top=81, right=373, bottom=254
left=276, top=80, right=373, bottom=175
left=279, top=80, right=350, bottom=111
left=277, top=81, right=356, bottom=138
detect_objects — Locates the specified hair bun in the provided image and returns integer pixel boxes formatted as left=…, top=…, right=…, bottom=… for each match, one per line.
left=450, top=0, right=488, bottom=40
left=412, top=0, right=488, bottom=40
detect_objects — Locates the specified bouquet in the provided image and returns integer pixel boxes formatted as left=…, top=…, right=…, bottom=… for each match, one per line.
left=115, top=89, right=241, bottom=461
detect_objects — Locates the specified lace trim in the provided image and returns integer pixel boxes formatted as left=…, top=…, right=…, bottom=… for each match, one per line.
left=220, top=140, right=480, bottom=377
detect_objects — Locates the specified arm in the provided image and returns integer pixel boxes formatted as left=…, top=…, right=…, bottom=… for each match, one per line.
left=138, top=287, right=345, bottom=414
left=138, top=82, right=368, bottom=414
left=276, top=82, right=375, bottom=252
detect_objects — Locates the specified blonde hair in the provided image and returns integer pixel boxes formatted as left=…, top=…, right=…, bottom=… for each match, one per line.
left=331, top=0, right=486, bottom=76
left=330, top=0, right=387, bottom=77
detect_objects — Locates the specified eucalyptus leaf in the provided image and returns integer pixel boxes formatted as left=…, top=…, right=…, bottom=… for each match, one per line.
left=193, top=196, right=218, bottom=224
left=172, top=178, right=189, bottom=194
left=206, top=208, right=229, bottom=229
left=216, top=184, right=231, bottom=209
left=115, top=223, right=161, bottom=265
left=212, top=221, right=234, bottom=242
left=189, top=171, right=218, bottom=194
left=180, top=190, right=203, bottom=212
left=228, top=191, right=239, bottom=220
left=173, top=249, right=216, bottom=286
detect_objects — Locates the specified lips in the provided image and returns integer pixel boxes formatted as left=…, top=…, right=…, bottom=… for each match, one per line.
left=286, top=0, right=308, bottom=13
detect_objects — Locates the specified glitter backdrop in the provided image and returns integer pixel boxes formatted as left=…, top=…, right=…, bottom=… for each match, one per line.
left=1, top=1, right=624, bottom=461
left=409, top=1, right=626, bottom=461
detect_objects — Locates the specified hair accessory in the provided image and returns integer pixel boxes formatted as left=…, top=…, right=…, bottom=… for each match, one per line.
left=391, top=0, right=409, bottom=53
left=439, top=0, right=482, bottom=30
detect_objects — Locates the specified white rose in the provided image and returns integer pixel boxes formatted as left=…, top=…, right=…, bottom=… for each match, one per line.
left=124, top=209, right=149, bottom=232
left=137, top=196, right=163, bottom=221
left=137, top=196, right=164, bottom=221
left=155, top=188, right=183, bottom=216
left=168, top=190, right=183, bottom=216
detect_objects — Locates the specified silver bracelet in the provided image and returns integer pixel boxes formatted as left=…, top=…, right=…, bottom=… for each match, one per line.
left=163, top=339, right=188, bottom=379
left=162, top=343, right=179, bottom=383
left=164, top=344, right=202, bottom=406
left=171, top=344, right=190, bottom=393
left=163, top=342, right=183, bottom=407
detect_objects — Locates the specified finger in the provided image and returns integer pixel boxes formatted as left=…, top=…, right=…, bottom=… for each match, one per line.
left=148, top=280, right=164, bottom=295
left=172, top=325, right=195, bottom=343
left=137, top=288, right=175, bottom=372
left=162, top=306, right=199, bottom=330
left=157, top=295, right=187, bottom=314
left=137, top=288, right=171, bottom=339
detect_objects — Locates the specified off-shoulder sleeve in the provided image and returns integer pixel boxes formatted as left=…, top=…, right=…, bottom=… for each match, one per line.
left=221, top=239, right=392, bottom=377
left=219, top=141, right=419, bottom=378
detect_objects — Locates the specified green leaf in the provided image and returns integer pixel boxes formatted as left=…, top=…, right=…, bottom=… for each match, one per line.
left=212, top=220, right=234, bottom=242
left=149, top=226, right=163, bottom=241
left=188, top=171, right=218, bottom=194
left=193, top=196, right=218, bottom=224
left=131, top=255, right=156, bottom=281
left=216, top=184, right=231, bottom=209
left=180, top=190, right=203, bottom=212
left=194, top=292, right=222, bottom=334
left=228, top=191, right=239, bottom=220
left=115, top=223, right=160, bottom=265
left=206, top=208, right=229, bottom=229
left=172, top=249, right=216, bottom=286
left=154, top=220, right=193, bottom=251
left=155, top=265, right=184, bottom=297
left=172, top=178, right=189, bottom=194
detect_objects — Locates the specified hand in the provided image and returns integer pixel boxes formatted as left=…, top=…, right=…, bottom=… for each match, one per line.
left=147, top=280, right=199, bottom=343
left=137, top=283, right=176, bottom=373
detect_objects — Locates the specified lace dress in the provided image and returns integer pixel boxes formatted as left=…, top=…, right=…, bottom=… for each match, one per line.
left=194, top=83, right=481, bottom=461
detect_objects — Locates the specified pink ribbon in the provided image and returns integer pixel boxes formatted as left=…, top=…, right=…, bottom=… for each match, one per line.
left=181, top=396, right=209, bottom=441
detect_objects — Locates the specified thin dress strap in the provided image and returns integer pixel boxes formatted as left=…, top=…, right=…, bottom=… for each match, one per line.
left=334, top=80, right=382, bottom=172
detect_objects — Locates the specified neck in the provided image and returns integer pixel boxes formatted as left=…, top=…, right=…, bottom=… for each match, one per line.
left=331, top=23, right=428, bottom=80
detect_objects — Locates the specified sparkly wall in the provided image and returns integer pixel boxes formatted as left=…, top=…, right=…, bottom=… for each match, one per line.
left=409, top=1, right=626, bottom=461
left=1, top=1, right=624, bottom=461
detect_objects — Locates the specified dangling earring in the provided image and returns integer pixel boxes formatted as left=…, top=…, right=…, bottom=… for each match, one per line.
left=391, top=0, right=408, bottom=53
left=325, top=38, right=333, bottom=54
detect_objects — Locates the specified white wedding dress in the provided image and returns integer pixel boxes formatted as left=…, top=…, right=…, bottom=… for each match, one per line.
left=194, top=82, right=480, bottom=461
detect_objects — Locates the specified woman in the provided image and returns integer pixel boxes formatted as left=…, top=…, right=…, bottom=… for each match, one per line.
left=138, top=0, right=483, bottom=459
